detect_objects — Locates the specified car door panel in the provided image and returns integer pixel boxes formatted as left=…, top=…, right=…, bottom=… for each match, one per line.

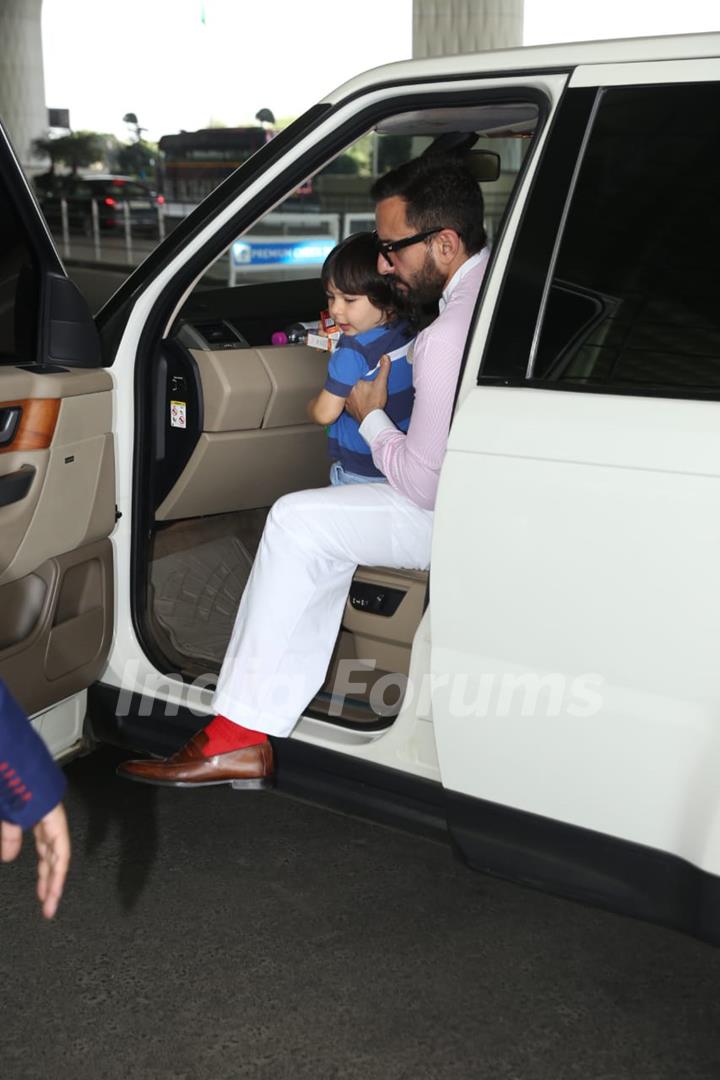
left=0, top=539, right=113, bottom=716
left=0, top=370, right=114, bottom=581
left=0, top=366, right=115, bottom=714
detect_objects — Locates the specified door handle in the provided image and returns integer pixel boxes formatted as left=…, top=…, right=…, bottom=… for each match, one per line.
left=0, top=406, right=22, bottom=447
left=0, top=466, right=36, bottom=508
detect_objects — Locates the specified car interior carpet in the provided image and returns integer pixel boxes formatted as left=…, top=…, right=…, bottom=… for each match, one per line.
left=150, top=534, right=253, bottom=665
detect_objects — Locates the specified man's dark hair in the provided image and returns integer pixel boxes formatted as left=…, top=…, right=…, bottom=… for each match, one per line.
left=370, top=154, right=487, bottom=255
left=321, top=231, right=403, bottom=316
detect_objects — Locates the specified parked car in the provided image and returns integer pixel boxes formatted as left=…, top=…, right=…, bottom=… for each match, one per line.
left=3, top=32, right=720, bottom=945
left=33, top=173, right=163, bottom=233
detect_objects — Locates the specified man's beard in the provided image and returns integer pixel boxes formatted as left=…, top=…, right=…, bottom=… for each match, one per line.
left=396, top=250, right=447, bottom=305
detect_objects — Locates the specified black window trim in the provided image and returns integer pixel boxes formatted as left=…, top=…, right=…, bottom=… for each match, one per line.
left=525, top=88, right=603, bottom=379
left=0, top=122, right=65, bottom=277
left=475, top=85, right=599, bottom=387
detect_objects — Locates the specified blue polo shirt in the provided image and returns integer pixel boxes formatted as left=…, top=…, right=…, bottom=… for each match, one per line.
left=324, top=319, right=414, bottom=478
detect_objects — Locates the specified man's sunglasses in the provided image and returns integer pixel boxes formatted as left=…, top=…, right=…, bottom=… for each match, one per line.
left=373, top=227, right=444, bottom=264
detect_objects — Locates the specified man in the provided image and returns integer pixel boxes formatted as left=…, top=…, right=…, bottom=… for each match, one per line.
left=118, top=154, right=489, bottom=787
left=0, top=678, right=71, bottom=918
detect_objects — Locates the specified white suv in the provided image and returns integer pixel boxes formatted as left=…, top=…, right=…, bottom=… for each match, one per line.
left=1, top=31, right=719, bottom=943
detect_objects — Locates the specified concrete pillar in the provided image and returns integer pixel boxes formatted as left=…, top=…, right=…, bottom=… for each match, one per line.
left=413, top=0, right=523, bottom=58
left=0, top=0, right=47, bottom=169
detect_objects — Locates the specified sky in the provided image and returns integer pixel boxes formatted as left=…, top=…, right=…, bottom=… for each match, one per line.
left=41, top=0, right=720, bottom=142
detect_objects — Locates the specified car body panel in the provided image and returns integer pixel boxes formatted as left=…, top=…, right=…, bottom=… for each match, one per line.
left=431, top=54, right=720, bottom=882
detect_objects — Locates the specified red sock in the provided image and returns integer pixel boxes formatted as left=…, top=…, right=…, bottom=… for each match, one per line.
left=200, top=715, right=268, bottom=756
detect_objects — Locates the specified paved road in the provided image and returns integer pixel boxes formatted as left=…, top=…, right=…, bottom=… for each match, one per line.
left=57, top=230, right=231, bottom=313
left=1, top=747, right=719, bottom=1079
left=54, top=232, right=162, bottom=268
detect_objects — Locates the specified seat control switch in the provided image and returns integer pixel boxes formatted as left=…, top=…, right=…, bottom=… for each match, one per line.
left=349, top=582, right=405, bottom=617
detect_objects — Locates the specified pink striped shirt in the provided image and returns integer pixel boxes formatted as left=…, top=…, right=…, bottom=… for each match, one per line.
left=358, top=250, right=489, bottom=510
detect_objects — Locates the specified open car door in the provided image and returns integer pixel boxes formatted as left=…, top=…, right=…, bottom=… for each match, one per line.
left=0, top=123, right=115, bottom=758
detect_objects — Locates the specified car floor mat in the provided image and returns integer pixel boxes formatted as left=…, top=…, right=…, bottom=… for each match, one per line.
left=150, top=534, right=253, bottom=665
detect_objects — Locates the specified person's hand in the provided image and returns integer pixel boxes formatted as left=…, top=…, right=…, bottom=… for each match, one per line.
left=34, top=803, right=70, bottom=918
left=1, top=802, right=70, bottom=919
left=345, top=355, right=391, bottom=422
left=1, top=819, right=23, bottom=863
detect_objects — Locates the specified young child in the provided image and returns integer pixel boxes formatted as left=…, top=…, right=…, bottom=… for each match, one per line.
left=307, top=231, right=415, bottom=485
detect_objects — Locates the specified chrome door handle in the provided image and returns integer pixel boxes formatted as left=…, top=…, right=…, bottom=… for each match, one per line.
left=0, top=406, right=22, bottom=447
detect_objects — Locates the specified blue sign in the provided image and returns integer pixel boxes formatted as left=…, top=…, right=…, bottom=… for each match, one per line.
left=232, top=237, right=334, bottom=268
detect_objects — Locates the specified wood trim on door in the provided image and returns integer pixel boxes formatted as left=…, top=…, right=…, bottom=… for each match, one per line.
left=0, top=399, right=61, bottom=454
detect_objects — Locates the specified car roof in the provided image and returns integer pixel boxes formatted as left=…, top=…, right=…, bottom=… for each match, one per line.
left=323, top=31, right=720, bottom=105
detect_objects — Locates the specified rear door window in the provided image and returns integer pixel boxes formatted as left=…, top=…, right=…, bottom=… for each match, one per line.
left=483, top=82, right=720, bottom=396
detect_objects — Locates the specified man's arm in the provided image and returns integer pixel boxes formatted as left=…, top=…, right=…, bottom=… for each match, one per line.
left=352, top=321, right=463, bottom=510
left=353, top=263, right=487, bottom=509
left=313, top=343, right=368, bottom=426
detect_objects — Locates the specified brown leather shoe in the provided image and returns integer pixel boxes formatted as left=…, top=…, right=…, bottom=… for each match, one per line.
left=116, top=730, right=274, bottom=789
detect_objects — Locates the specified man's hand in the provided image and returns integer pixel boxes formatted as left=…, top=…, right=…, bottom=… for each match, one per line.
left=345, top=355, right=391, bottom=422
left=1, top=819, right=22, bottom=862
left=1, top=802, right=70, bottom=919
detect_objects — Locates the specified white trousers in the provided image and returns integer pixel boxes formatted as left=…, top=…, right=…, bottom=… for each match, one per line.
left=213, top=483, right=434, bottom=737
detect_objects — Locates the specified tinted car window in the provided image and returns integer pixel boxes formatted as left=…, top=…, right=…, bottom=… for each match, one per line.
left=531, top=83, right=720, bottom=393
left=0, top=170, right=38, bottom=364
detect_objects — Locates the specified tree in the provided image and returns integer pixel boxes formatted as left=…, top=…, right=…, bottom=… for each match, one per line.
left=376, top=135, right=414, bottom=176
left=32, top=131, right=106, bottom=176
left=115, top=140, right=157, bottom=179
left=321, top=153, right=360, bottom=175
left=31, top=136, right=62, bottom=175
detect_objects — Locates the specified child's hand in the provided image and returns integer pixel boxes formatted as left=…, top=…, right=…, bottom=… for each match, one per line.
left=346, top=355, right=390, bottom=421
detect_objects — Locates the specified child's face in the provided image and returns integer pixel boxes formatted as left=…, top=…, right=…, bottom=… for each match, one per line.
left=325, top=281, right=386, bottom=336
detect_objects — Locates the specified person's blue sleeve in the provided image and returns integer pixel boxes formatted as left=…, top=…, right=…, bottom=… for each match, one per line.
left=0, top=679, right=66, bottom=829
left=324, top=344, right=368, bottom=398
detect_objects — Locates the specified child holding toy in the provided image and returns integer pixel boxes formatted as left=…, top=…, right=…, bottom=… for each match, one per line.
left=307, top=231, right=415, bottom=485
